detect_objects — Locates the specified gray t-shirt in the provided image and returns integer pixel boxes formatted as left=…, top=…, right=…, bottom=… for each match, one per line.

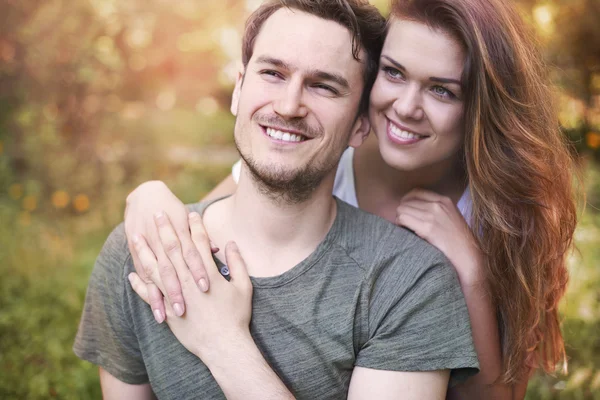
left=74, top=197, right=479, bottom=399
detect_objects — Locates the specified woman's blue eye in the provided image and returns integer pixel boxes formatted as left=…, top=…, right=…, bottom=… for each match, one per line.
left=383, top=66, right=403, bottom=80
left=432, top=86, right=455, bottom=99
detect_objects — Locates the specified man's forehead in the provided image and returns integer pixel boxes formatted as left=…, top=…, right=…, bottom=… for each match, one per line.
left=250, top=8, right=364, bottom=81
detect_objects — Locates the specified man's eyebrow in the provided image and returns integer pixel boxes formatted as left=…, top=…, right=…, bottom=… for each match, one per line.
left=382, top=55, right=462, bottom=86
left=255, top=55, right=350, bottom=90
left=255, top=56, right=291, bottom=70
left=308, top=70, right=350, bottom=90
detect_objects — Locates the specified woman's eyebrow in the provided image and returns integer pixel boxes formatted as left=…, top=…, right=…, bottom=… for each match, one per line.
left=381, top=54, right=461, bottom=85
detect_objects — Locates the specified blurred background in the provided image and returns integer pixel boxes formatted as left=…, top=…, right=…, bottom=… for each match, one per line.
left=0, top=0, right=598, bottom=398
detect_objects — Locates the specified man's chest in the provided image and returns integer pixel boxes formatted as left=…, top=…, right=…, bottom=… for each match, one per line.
left=133, top=269, right=365, bottom=399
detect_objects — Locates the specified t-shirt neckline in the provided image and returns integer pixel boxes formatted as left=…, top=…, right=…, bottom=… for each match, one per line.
left=196, top=196, right=347, bottom=288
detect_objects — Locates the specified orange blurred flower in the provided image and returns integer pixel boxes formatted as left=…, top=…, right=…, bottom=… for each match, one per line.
left=9, top=183, right=23, bottom=200
left=586, top=132, right=600, bottom=150
left=52, top=190, right=70, bottom=209
left=22, top=195, right=37, bottom=211
left=73, top=194, right=90, bottom=213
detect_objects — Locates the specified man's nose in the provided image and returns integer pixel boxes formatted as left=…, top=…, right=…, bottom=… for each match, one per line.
left=273, top=79, right=308, bottom=119
left=392, top=84, right=424, bottom=121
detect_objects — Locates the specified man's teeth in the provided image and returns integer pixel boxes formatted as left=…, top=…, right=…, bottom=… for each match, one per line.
left=266, top=128, right=305, bottom=142
left=390, top=123, right=422, bottom=140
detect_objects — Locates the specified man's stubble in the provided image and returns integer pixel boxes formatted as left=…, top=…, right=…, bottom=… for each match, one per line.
left=234, top=113, right=345, bottom=205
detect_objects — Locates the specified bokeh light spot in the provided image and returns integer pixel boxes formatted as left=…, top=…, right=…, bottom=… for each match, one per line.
left=156, top=90, right=176, bottom=111
left=73, top=194, right=90, bottom=213
left=52, top=191, right=70, bottom=209
left=22, top=195, right=37, bottom=212
left=95, top=35, right=114, bottom=54
left=126, top=28, right=152, bottom=49
left=121, top=101, right=146, bottom=120
left=586, top=132, right=600, bottom=150
left=196, top=97, right=220, bottom=116
left=533, top=5, right=554, bottom=34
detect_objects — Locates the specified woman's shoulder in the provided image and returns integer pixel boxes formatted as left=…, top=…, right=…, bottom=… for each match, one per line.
left=333, top=147, right=358, bottom=207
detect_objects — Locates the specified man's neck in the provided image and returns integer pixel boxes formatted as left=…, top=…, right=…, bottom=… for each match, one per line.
left=202, top=166, right=338, bottom=278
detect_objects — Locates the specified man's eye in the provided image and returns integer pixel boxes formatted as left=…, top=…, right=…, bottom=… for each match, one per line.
left=260, top=70, right=283, bottom=79
left=382, top=66, right=403, bottom=80
left=313, top=84, right=338, bottom=95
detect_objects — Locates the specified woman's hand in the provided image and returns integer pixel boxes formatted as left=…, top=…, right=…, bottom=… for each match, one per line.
left=128, top=212, right=253, bottom=363
left=395, top=188, right=484, bottom=286
left=124, top=181, right=212, bottom=323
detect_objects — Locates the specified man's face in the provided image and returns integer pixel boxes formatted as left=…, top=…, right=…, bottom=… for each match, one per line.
left=232, top=8, right=369, bottom=203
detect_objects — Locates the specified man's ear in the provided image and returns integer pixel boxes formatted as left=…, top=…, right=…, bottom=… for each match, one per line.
left=230, top=66, right=245, bottom=116
left=348, top=114, right=371, bottom=148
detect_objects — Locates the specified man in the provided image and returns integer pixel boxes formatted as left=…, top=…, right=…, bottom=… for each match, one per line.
left=74, top=1, right=479, bottom=398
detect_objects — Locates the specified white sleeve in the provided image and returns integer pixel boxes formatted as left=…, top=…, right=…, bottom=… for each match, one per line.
left=231, top=159, right=242, bottom=183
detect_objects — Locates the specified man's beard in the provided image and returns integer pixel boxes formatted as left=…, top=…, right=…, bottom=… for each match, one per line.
left=239, top=150, right=337, bottom=205
left=234, top=114, right=340, bottom=205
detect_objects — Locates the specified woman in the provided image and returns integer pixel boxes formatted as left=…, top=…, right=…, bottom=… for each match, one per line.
left=125, top=0, right=578, bottom=398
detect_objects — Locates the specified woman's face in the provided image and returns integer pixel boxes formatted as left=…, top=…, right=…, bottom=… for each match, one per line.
left=369, top=18, right=466, bottom=174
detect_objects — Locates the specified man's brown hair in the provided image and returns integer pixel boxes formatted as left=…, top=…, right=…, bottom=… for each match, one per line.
left=241, top=0, right=386, bottom=114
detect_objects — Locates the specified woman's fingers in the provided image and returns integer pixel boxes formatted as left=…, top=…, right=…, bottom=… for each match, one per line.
left=395, top=203, right=441, bottom=240
left=131, top=234, right=169, bottom=323
left=176, top=219, right=210, bottom=293
left=224, top=241, right=252, bottom=294
left=154, top=212, right=197, bottom=316
left=188, top=212, right=221, bottom=283
left=128, top=272, right=150, bottom=304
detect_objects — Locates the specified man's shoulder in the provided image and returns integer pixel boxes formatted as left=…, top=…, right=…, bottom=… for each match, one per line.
left=185, top=199, right=223, bottom=216
left=101, top=222, right=130, bottom=262
left=91, top=222, right=134, bottom=287
left=334, top=199, right=450, bottom=275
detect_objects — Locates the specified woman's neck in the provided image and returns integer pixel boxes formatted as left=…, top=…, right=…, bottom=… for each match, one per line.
left=353, top=135, right=467, bottom=223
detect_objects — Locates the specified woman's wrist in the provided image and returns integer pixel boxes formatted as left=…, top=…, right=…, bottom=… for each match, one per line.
left=452, top=250, right=487, bottom=289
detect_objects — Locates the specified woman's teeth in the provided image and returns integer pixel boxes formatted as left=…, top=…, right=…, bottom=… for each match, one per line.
left=390, top=123, right=423, bottom=140
left=266, top=127, right=305, bottom=142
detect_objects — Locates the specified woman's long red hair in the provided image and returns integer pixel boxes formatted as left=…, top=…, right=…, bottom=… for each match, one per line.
left=391, top=0, right=579, bottom=383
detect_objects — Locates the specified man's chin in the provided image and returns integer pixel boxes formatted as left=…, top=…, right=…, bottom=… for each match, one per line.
left=246, top=162, right=329, bottom=204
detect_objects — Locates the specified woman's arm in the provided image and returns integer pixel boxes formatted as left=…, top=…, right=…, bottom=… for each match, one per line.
left=396, top=189, right=515, bottom=399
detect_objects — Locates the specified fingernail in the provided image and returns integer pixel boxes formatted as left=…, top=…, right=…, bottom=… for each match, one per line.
left=173, top=303, right=184, bottom=317
left=210, top=241, right=219, bottom=253
left=228, top=241, right=238, bottom=251
left=154, top=211, right=165, bottom=220
left=198, top=278, right=209, bottom=292
left=127, top=273, right=134, bottom=283
left=189, top=212, right=200, bottom=220
left=153, top=309, right=164, bottom=324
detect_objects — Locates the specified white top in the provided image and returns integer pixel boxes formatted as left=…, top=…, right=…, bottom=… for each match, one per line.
left=232, top=147, right=472, bottom=225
